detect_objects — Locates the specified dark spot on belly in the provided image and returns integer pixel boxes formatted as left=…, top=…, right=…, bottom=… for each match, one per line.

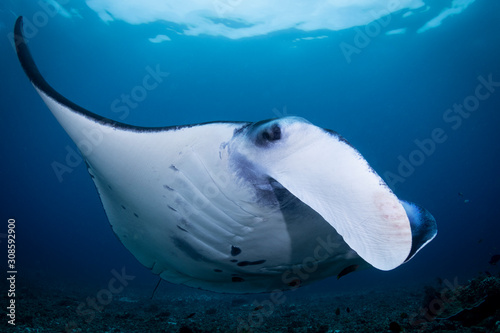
left=170, top=165, right=179, bottom=171
left=214, top=269, right=222, bottom=273
left=163, top=185, right=174, bottom=191
left=237, top=260, right=266, bottom=267
left=231, top=246, right=242, bottom=256
left=232, top=276, right=245, bottom=282
left=172, top=237, right=207, bottom=262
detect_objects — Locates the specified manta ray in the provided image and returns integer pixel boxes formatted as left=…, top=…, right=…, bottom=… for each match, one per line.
left=14, top=17, right=437, bottom=293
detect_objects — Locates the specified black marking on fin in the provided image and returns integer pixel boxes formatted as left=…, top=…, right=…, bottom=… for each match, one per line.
left=236, top=260, right=266, bottom=267
left=403, top=201, right=438, bottom=263
left=323, top=128, right=352, bottom=146
left=250, top=118, right=278, bottom=129
left=233, top=123, right=252, bottom=136
left=172, top=237, right=206, bottom=262
left=232, top=277, right=244, bottom=283
left=231, top=246, right=242, bottom=256
left=337, top=264, right=359, bottom=280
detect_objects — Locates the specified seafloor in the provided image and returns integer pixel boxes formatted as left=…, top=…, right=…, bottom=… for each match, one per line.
left=3, top=273, right=499, bottom=333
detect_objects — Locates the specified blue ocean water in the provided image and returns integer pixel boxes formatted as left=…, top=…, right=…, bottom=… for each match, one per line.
left=1, top=0, right=500, bottom=331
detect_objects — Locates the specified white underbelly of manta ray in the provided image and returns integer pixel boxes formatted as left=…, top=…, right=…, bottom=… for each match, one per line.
left=14, top=17, right=437, bottom=294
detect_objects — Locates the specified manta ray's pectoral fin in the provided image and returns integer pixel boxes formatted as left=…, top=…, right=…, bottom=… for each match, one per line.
left=400, top=201, right=437, bottom=262
left=13, top=16, right=157, bottom=156
left=233, top=118, right=414, bottom=271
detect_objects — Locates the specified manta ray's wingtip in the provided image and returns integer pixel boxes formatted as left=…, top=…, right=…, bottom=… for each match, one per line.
left=14, top=16, right=23, bottom=30
left=13, top=16, right=152, bottom=132
left=14, top=15, right=72, bottom=109
left=14, top=16, right=23, bottom=38
left=14, top=16, right=36, bottom=84
left=14, top=16, right=50, bottom=92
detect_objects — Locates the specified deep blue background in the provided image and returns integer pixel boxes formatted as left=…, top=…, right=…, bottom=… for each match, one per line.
left=1, top=0, right=499, bottom=298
